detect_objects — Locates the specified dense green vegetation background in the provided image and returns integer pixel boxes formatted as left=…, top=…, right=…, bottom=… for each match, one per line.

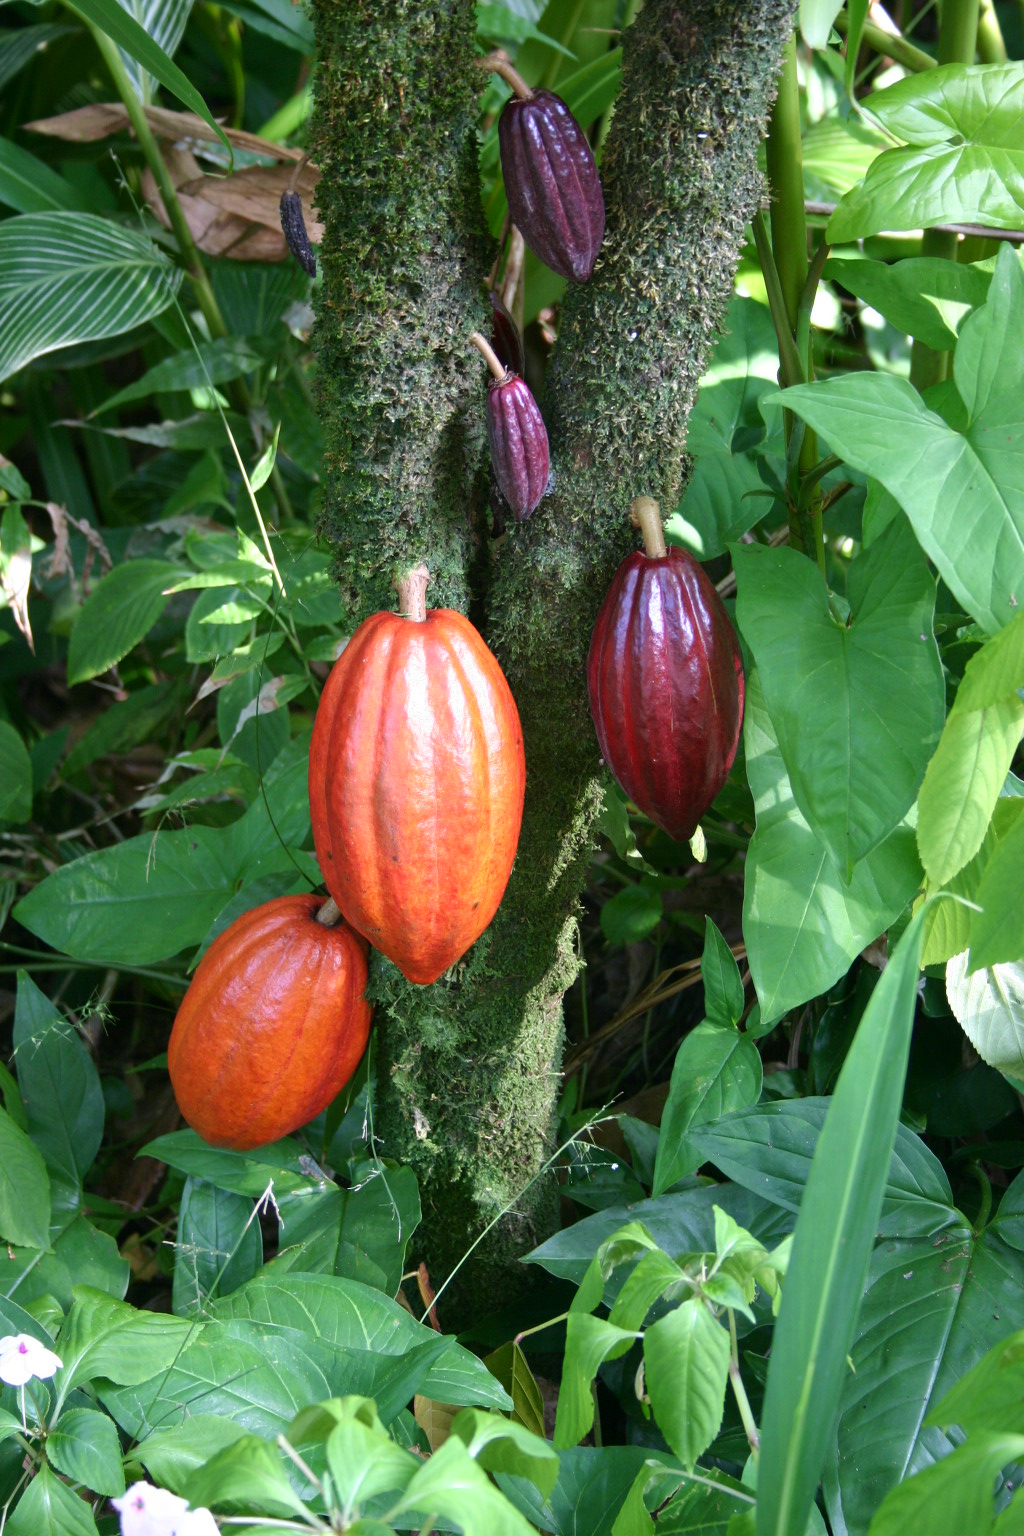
left=1, top=0, right=1024, bottom=1533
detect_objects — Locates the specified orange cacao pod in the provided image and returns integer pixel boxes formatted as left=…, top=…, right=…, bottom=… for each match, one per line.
left=167, top=894, right=372, bottom=1150
left=309, top=568, right=526, bottom=985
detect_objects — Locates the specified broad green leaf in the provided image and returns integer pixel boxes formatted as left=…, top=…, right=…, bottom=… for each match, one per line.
left=922, top=798, right=1024, bottom=966
left=701, top=918, right=745, bottom=1026
left=755, top=907, right=927, bottom=1536
left=957, top=611, right=1024, bottom=712
left=140, top=1128, right=316, bottom=1198
left=608, top=1249, right=688, bottom=1333
left=496, top=1446, right=684, bottom=1536
left=803, top=112, right=888, bottom=199
left=601, top=884, right=663, bottom=944
left=829, top=64, right=1024, bottom=242
left=172, top=1177, right=262, bottom=1316
left=970, top=811, right=1024, bottom=969
left=92, top=337, right=262, bottom=416
left=799, top=0, right=842, bottom=47
left=483, top=1342, right=546, bottom=1440
left=734, top=521, right=943, bottom=873
left=64, top=680, right=184, bottom=777
left=67, top=0, right=227, bottom=150
left=866, top=1435, right=1024, bottom=1536
left=0, top=213, right=180, bottom=383
left=0, top=137, right=81, bottom=214
left=55, top=1287, right=195, bottom=1402
left=6, top=1461, right=100, bottom=1536
left=183, top=1434, right=311, bottom=1519
left=916, top=696, right=1024, bottom=886
left=823, top=1212, right=1024, bottom=1534
left=451, top=1407, right=560, bottom=1494
left=273, top=1164, right=420, bottom=1296
left=740, top=667, right=922, bottom=1024
left=112, top=0, right=193, bottom=103
left=947, top=953, right=1024, bottom=1076
left=779, top=245, right=1024, bottom=636
left=645, top=1298, right=730, bottom=1469
left=0, top=1105, right=50, bottom=1249
left=390, top=1435, right=538, bottom=1535
left=691, top=1101, right=955, bottom=1239
left=324, top=1416, right=420, bottom=1511
left=0, top=722, right=32, bottom=824
left=652, top=1021, right=762, bottom=1196
left=554, top=1313, right=638, bottom=1448
left=0, top=23, right=78, bottom=93
left=611, top=1460, right=752, bottom=1536
left=46, top=1405, right=126, bottom=1497
left=133, top=1416, right=250, bottom=1491
left=824, top=256, right=991, bottom=351
left=928, top=1328, right=1024, bottom=1435
left=13, top=973, right=104, bottom=1187
left=67, top=559, right=180, bottom=684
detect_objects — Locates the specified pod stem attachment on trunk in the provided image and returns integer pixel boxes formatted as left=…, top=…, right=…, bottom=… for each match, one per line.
left=470, top=331, right=510, bottom=385
left=315, top=896, right=343, bottom=927
left=631, top=496, right=668, bottom=559
left=395, top=564, right=431, bottom=622
left=477, top=49, right=533, bottom=101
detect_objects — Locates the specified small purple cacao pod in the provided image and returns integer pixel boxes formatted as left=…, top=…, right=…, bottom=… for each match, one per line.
left=486, top=372, right=550, bottom=522
left=498, top=90, right=605, bottom=282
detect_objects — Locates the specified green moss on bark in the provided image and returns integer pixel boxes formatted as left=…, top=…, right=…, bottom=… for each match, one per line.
left=312, top=0, right=795, bottom=1317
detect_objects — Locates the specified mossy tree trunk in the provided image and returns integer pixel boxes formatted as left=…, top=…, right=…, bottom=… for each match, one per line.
left=312, top=0, right=795, bottom=1318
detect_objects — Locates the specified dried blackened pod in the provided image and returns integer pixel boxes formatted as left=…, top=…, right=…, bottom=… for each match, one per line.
left=498, top=87, right=605, bottom=282
left=471, top=332, right=550, bottom=522
left=280, top=190, right=316, bottom=277
left=490, top=289, right=526, bottom=377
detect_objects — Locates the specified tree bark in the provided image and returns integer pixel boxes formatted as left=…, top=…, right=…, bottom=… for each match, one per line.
left=312, top=0, right=795, bottom=1319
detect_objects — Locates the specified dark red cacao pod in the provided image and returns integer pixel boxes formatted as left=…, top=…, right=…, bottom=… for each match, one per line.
left=486, top=371, right=550, bottom=522
left=309, top=577, right=526, bottom=985
left=498, top=90, right=605, bottom=282
left=168, top=895, right=372, bottom=1151
left=588, top=547, right=745, bottom=842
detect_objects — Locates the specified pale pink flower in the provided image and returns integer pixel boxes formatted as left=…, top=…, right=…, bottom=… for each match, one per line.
left=0, top=1333, right=62, bottom=1387
left=111, top=1480, right=218, bottom=1536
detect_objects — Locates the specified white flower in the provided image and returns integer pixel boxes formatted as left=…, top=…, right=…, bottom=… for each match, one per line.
left=0, top=1333, right=62, bottom=1387
left=112, top=1481, right=219, bottom=1536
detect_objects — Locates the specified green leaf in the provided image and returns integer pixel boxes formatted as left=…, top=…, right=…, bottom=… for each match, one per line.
left=828, top=64, right=1024, bottom=242
left=0, top=722, right=32, bottom=824
left=171, top=1177, right=262, bottom=1316
left=140, top=1128, right=316, bottom=1197
left=390, top=1434, right=539, bottom=1535
left=928, top=1328, right=1024, bottom=1435
left=755, top=907, right=927, bottom=1536
left=608, top=1249, right=688, bottom=1333
left=66, top=0, right=229, bottom=152
left=916, top=696, right=1024, bottom=887
left=451, top=1407, right=560, bottom=1495
left=496, top=1446, right=688, bottom=1536
left=554, top=1313, right=638, bottom=1448
left=91, top=337, right=262, bottom=417
left=947, top=954, right=1024, bottom=1076
left=957, top=611, right=1024, bottom=712
left=969, top=812, right=1024, bottom=970
left=740, top=667, right=922, bottom=1024
left=600, top=885, right=663, bottom=945
left=6, top=1461, right=100, bottom=1536
left=799, top=0, right=843, bottom=47
left=866, top=1435, right=1024, bottom=1536
left=652, top=1021, right=762, bottom=1196
left=644, top=1298, right=730, bottom=1469
left=250, top=420, right=281, bottom=492
left=13, top=972, right=105, bottom=1187
left=0, top=213, right=180, bottom=384
left=922, top=798, right=1024, bottom=966
left=55, top=1287, right=195, bottom=1401
left=701, top=918, right=746, bottom=1026
left=46, top=1405, right=126, bottom=1497
left=777, top=245, right=1024, bottom=636
left=0, top=137, right=81, bottom=215
left=183, top=1434, right=311, bottom=1518
left=273, top=1163, right=420, bottom=1296
left=611, top=1460, right=752, bottom=1536
left=323, top=1412, right=418, bottom=1512
left=67, top=559, right=181, bottom=685
left=0, top=1104, right=50, bottom=1249
left=823, top=256, right=992, bottom=352
left=110, top=0, right=194, bottom=103
left=734, top=521, right=943, bottom=873
left=133, top=1416, right=250, bottom=1492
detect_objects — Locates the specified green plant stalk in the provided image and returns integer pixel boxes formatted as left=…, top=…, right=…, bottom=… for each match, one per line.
left=976, top=0, right=1007, bottom=60
left=312, top=0, right=796, bottom=1316
left=728, top=1307, right=761, bottom=1460
left=85, top=17, right=297, bottom=528
left=763, top=35, right=824, bottom=570
left=259, top=83, right=315, bottom=141
left=909, top=0, right=980, bottom=391
left=833, top=11, right=938, bottom=72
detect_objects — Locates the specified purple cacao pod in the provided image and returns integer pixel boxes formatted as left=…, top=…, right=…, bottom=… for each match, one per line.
left=498, top=90, right=605, bottom=282
left=486, top=372, right=550, bottom=522
left=588, top=546, right=745, bottom=841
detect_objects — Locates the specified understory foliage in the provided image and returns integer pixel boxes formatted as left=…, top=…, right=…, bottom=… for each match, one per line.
left=0, top=0, right=1023, bottom=1534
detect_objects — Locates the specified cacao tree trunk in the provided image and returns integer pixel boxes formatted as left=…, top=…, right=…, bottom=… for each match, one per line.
left=311, top=0, right=795, bottom=1318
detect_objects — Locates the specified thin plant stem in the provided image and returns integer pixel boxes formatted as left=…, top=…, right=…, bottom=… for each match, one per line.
left=833, top=11, right=937, bottom=71
left=728, top=1309, right=761, bottom=1461
left=976, top=0, right=1007, bottom=60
